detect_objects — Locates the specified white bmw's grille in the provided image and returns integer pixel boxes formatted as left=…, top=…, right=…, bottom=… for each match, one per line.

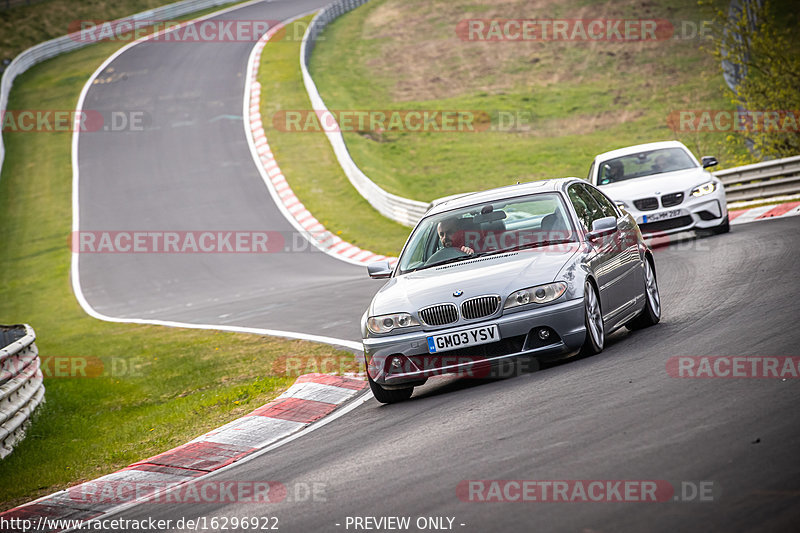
left=461, top=295, right=501, bottom=320
left=419, top=304, right=458, bottom=326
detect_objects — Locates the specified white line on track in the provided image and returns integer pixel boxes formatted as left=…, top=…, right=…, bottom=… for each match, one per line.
left=70, top=1, right=362, bottom=352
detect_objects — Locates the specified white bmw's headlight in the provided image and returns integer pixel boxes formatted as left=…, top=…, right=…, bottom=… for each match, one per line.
left=366, top=313, right=419, bottom=334
left=504, top=282, right=567, bottom=309
left=691, top=181, right=717, bottom=197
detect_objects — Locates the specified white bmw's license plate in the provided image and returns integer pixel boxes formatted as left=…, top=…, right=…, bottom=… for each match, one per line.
left=427, top=324, right=500, bottom=354
left=642, top=209, right=682, bottom=223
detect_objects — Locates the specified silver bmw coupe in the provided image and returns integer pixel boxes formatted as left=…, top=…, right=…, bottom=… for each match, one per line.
left=362, top=178, right=661, bottom=403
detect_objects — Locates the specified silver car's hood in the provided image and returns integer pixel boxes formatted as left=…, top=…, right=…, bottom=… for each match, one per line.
left=598, top=168, right=714, bottom=201
left=370, top=246, right=580, bottom=316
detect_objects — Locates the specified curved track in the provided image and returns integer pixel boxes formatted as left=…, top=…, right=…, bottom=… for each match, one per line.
left=75, top=0, right=800, bottom=530
left=76, top=0, right=373, bottom=341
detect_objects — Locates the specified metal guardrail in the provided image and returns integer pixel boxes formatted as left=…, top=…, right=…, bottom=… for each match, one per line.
left=300, top=0, right=431, bottom=228
left=0, top=324, right=44, bottom=459
left=0, top=0, right=242, bottom=183
left=714, top=155, right=800, bottom=203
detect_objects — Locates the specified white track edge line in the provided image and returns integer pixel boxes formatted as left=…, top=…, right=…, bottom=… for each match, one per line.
left=69, top=1, right=361, bottom=352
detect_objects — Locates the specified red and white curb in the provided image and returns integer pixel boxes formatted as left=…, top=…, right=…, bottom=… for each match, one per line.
left=245, top=23, right=397, bottom=268
left=0, top=374, right=367, bottom=532
left=728, top=201, right=800, bottom=225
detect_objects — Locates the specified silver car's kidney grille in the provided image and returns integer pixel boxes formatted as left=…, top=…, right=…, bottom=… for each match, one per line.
left=419, top=304, right=458, bottom=326
left=633, top=197, right=659, bottom=211
left=461, top=295, right=501, bottom=320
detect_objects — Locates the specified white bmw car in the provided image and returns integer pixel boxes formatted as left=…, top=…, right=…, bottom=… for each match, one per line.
left=587, top=141, right=729, bottom=237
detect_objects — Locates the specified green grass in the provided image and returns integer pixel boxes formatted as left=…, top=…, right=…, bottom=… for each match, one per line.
left=309, top=0, right=751, bottom=207
left=0, top=8, right=360, bottom=511
left=0, top=0, right=239, bottom=65
left=257, top=15, right=411, bottom=257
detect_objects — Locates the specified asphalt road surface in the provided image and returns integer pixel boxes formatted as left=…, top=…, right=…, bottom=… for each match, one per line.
left=77, top=0, right=376, bottom=342
left=75, top=0, right=800, bottom=531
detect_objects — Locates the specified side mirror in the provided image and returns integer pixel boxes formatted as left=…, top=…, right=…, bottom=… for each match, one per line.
left=701, top=156, right=718, bottom=169
left=587, top=216, right=617, bottom=241
left=368, top=261, right=392, bottom=279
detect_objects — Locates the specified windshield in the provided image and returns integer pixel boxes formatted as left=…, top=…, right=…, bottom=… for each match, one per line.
left=597, top=147, right=697, bottom=185
left=397, top=192, right=576, bottom=274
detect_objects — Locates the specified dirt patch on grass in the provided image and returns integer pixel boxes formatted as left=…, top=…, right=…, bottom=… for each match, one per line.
left=359, top=0, right=717, bottom=103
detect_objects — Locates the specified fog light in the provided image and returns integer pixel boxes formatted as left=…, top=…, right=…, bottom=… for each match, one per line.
left=538, top=328, right=551, bottom=340
left=391, top=356, right=404, bottom=369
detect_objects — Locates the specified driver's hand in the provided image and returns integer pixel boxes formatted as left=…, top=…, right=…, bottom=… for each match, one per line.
left=461, top=246, right=474, bottom=254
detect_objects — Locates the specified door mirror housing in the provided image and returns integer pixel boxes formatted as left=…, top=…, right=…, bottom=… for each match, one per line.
left=368, top=261, right=393, bottom=279
left=587, top=216, right=617, bottom=241
left=701, top=156, right=718, bottom=168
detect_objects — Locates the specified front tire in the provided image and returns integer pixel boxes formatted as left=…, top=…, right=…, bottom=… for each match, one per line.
left=627, top=256, right=661, bottom=330
left=711, top=215, right=730, bottom=235
left=580, top=281, right=604, bottom=356
left=368, top=374, right=413, bottom=404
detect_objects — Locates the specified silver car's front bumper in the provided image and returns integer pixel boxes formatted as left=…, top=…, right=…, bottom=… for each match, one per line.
left=363, top=298, right=586, bottom=387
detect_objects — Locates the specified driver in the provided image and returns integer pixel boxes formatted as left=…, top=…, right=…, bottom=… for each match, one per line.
left=437, top=218, right=475, bottom=255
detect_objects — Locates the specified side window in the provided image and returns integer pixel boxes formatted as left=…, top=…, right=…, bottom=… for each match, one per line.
left=568, top=184, right=603, bottom=231
left=583, top=184, right=619, bottom=219
left=586, top=161, right=595, bottom=183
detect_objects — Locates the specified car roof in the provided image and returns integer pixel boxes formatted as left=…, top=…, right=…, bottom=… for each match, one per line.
left=425, top=177, right=581, bottom=216
left=593, top=140, right=689, bottom=162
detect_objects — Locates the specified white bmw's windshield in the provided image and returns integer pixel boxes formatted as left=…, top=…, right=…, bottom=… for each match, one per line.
left=597, top=147, right=696, bottom=185
left=397, top=192, right=576, bottom=274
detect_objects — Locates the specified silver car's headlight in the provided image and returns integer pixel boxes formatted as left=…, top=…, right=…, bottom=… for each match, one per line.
left=691, top=181, right=717, bottom=197
left=504, top=282, right=567, bottom=309
left=366, top=313, right=419, bottom=334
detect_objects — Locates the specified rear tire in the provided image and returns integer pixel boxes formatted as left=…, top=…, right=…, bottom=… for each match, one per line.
left=580, top=281, right=604, bottom=356
left=627, top=256, right=661, bottom=330
left=368, top=374, right=413, bottom=404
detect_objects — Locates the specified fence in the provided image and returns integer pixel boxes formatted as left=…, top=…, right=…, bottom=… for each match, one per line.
left=0, top=324, right=44, bottom=459
left=714, top=155, right=800, bottom=203
left=300, top=0, right=431, bottom=228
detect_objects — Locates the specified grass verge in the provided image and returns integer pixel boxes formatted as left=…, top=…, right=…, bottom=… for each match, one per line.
left=0, top=7, right=359, bottom=510
left=0, top=0, right=235, bottom=65
left=309, top=0, right=750, bottom=205
left=257, top=15, right=411, bottom=257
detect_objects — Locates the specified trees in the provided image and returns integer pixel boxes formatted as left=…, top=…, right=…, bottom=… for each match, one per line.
left=711, top=0, right=800, bottom=158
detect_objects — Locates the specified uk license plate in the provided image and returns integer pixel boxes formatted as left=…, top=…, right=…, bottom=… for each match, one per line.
left=642, top=209, right=682, bottom=223
left=427, top=324, right=500, bottom=354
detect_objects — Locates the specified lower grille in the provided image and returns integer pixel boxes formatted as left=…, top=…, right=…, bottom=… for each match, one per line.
left=634, top=197, right=659, bottom=211
left=419, top=304, right=458, bottom=326
left=461, top=295, right=501, bottom=320
left=639, top=215, right=693, bottom=234
left=661, top=192, right=684, bottom=207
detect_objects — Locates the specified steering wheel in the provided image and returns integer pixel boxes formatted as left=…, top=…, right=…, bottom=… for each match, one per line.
left=424, top=245, right=467, bottom=266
